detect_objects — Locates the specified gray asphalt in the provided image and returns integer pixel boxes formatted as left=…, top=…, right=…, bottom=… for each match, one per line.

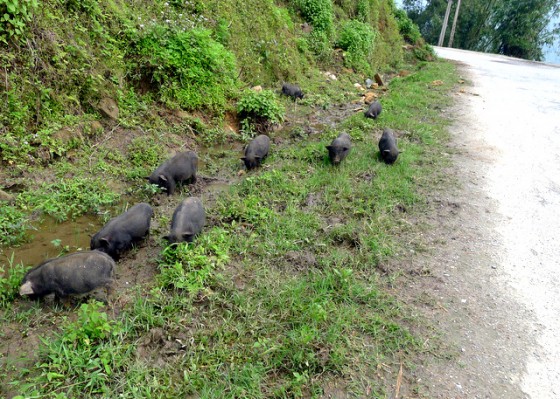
left=435, top=46, right=560, bottom=399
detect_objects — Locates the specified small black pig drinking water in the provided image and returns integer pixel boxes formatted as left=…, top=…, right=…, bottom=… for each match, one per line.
left=378, top=128, right=399, bottom=164
left=326, top=133, right=352, bottom=165
left=19, top=251, right=115, bottom=300
left=364, top=100, right=382, bottom=119
left=165, top=197, right=206, bottom=244
left=242, top=135, right=270, bottom=170
left=281, top=83, right=304, bottom=100
left=148, top=151, right=198, bottom=195
left=90, top=202, right=153, bottom=260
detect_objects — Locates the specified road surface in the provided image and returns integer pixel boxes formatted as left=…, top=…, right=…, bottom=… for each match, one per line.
left=424, top=47, right=560, bottom=398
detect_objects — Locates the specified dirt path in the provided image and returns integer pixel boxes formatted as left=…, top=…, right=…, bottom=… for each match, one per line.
left=409, top=48, right=560, bottom=398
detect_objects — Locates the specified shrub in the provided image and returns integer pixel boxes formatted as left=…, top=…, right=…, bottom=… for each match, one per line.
left=0, top=204, right=28, bottom=246
left=337, top=19, right=377, bottom=74
left=292, top=0, right=333, bottom=33
left=237, top=89, right=285, bottom=133
left=0, top=0, right=38, bottom=44
left=129, top=26, right=238, bottom=111
left=0, top=256, right=30, bottom=307
left=394, top=9, right=422, bottom=45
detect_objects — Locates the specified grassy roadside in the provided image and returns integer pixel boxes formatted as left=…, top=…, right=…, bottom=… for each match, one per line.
left=1, top=59, right=458, bottom=398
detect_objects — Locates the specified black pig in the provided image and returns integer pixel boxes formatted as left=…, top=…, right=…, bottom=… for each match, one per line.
left=242, top=135, right=270, bottom=169
left=148, top=151, right=198, bottom=195
left=19, top=251, right=115, bottom=299
left=378, top=128, right=399, bottom=164
left=281, top=83, right=304, bottom=100
left=364, top=101, right=382, bottom=119
left=91, top=202, right=153, bottom=260
left=165, top=197, right=205, bottom=244
left=326, top=133, right=352, bottom=165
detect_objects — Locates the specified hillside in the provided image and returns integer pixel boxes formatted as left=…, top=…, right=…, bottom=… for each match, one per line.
left=0, top=1, right=456, bottom=398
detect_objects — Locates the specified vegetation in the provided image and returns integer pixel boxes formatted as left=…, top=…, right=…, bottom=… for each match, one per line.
left=403, top=0, right=560, bottom=60
left=0, top=0, right=463, bottom=397
left=1, top=59, right=459, bottom=397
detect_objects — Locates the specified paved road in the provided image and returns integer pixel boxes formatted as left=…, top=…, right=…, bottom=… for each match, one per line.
left=435, top=47, right=560, bottom=399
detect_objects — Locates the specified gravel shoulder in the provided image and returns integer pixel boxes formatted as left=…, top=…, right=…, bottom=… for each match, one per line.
left=404, top=49, right=560, bottom=399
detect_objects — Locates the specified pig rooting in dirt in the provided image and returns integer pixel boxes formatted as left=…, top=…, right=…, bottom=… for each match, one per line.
left=147, top=151, right=198, bottom=195
left=364, top=100, right=382, bottom=119
left=165, top=197, right=205, bottom=244
left=19, top=251, right=115, bottom=300
left=242, top=134, right=270, bottom=169
left=281, top=83, right=304, bottom=100
left=326, top=133, right=352, bottom=165
left=378, top=128, right=399, bottom=164
left=91, top=202, right=153, bottom=260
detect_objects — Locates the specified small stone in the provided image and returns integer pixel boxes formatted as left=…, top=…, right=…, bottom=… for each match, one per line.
left=98, top=97, right=119, bottom=120
left=251, top=85, right=263, bottom=92
left=353, top=83, right=365, bottom=91
left=374, top=73, right=384, bottom=86
left=363, top=92, right=377, bottom=104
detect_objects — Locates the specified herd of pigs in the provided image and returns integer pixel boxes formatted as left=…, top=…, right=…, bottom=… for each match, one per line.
left=18, top=83, right=400, bottom=303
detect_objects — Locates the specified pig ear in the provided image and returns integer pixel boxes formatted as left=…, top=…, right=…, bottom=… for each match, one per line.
left=99, top=238, right=110, bottom=247
left=326, top=145, right=332, bottom=150
left=182, top=233, right=193, bottom=241
left=240, top=157, right=246, bottom=161
left=383, top=150, right=391, bottom=154
left=254, top=156, right=261, bottom=161
left=145, top=176, right=151, bottom=181
left=158, top=174, right=168, bottom=183
left=342, top=147, right=349, bottom=152
left=163, top=235, right=170, bottom=241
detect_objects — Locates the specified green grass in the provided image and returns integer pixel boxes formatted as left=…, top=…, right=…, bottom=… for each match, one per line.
left=1, top=60, right=459, bottom=398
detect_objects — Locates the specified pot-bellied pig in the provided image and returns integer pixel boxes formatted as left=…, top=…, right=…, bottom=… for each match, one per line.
left=19, top=251, right=115, bottom=300
left=148, top=151, right=198, bottom=195
left=364, top=100, right=382, bottom=119
left=378, top=128, right=399, bottom=164
left=242, top=135, right=270, bottom=169
left=281, top=83, right=304, bottom=100
left=91, top=202, right=153, bottom=260
left=165, top=197, right=205, bottom=244
left=326, top=133, right=352, bottom=165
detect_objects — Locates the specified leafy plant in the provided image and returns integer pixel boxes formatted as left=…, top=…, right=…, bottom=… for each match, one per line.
left=337, top=19, right=377, bottom=74
left=237, top=89, right=285, bottom=133
left=0, top=254, right=30, bottom=306
left=129, top=26, right=238, bottom=111
left=0, top=0, right=38, bottom=44
left=0, top=204, right=28, bottom=246
left=158, top=228, right=230, bottom=294
left=394, top=8, right=422, bottom=45
left=292, top=0, right=333, bottom=33
left=18, top=178, right=120, bottom=222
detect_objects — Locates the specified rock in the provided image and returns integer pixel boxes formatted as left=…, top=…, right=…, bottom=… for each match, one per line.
left=399, top=70, right=411, bottom=77
left=353, top=83, right=365, bottom=91
left=0, top=189, right=14, bottom=203
left=363, top=91, right=377, bottom=104
left=52, top=127, right=83, bottom=145
left=432, top=80, right=444, bottom=86
left=98, top=97, right=119, bottom=120
left=374, top=73, right=384, bottom=86
left=251, top=85, right=263, bottom=92
left=365, top=78, right=373, bottom=88
left=173, top=109, right=190, bottom=119
left=301, top=22, right=312, bottom=33
left=88, top=121, right=104, bottom=137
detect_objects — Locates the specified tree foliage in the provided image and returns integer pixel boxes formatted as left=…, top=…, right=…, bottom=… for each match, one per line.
left=403, top=0, right=560, bottom=60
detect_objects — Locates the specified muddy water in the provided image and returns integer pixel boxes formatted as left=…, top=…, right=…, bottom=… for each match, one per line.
left=1, top=215, right=102, bottom=268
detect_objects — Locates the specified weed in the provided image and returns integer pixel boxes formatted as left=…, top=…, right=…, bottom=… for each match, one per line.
left=0, top=204, right=28, bottom=246
left=128, top=26, right=238, bottom=111
left=0, top=254, right=30, bottom=306
left=237, top=89, right=285, bottom=134
left=337, top=19, right=378, bottom=74
left=0, top=0, right=38, bottom=44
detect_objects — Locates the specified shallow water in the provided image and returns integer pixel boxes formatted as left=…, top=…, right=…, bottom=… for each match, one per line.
left=1, top=215, right=102, bottom=268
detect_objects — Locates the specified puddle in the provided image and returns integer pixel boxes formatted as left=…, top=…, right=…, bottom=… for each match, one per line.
left=1, top=215, right=102, bottom=268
